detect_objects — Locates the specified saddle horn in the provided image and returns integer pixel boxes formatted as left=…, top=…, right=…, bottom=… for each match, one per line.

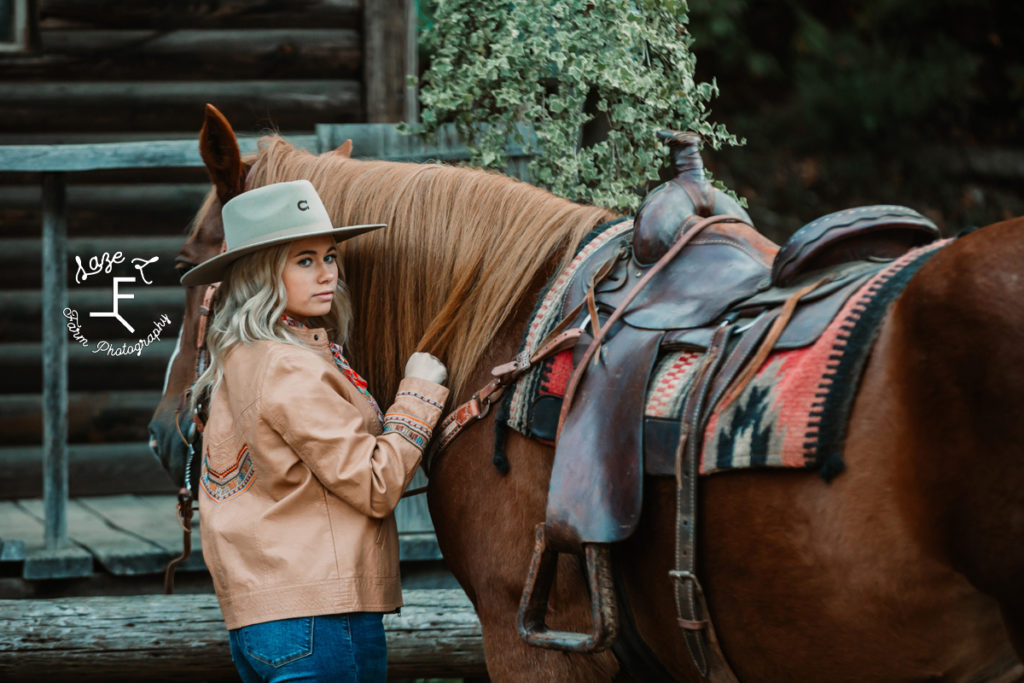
left=632, top=130, right=751, bottom=265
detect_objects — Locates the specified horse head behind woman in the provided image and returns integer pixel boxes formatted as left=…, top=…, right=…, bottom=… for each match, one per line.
left=149, top=105, right=1024, bottom=681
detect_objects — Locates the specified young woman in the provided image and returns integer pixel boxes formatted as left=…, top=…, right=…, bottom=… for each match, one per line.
left=181, top=179, right=448, bottom=682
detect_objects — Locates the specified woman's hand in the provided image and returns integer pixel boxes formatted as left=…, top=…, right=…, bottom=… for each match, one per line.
left=404, top=352, right=448, bottom=385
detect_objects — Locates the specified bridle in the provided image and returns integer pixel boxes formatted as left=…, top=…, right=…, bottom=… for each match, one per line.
left=163, top=276, right=220, bottom=593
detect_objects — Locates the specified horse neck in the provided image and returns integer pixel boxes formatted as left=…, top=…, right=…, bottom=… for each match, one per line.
left=885, top=218, right=1024, bottom=617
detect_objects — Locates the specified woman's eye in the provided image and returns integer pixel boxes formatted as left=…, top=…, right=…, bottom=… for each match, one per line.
left=325, top=254, right=336, bottom=263
left=297, top=257, right=313, bottom=267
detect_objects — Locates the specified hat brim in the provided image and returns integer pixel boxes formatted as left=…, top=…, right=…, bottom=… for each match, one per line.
left=180, top=223, right=386, bottom=287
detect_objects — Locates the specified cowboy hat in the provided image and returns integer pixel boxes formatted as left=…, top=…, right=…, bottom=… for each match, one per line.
left=181, top=179, right=385, bottom=286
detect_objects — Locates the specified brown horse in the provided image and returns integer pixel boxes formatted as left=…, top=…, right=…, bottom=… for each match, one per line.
left=149, top=106, right=1024, bottom=681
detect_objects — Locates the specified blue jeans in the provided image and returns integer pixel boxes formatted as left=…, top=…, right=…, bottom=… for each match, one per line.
left=228, top=613, right=386, bottom=682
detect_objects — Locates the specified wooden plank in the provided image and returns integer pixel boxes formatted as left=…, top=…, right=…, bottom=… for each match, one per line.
left=2, top=29, right=361, bottom=80
left=0, top=285, right=182, bottom=320
left=0, top=184, right=210, bottom=210
left=21, top=545, right=94, bottom=580
left=0, top=501, right=94, bottom=579
left=0, top=134, right=318, bottom=172
left=0, top=340, right=178, bottom=393
left=397, top=531, right=443, bottom=562
left=39, top=0, right=361, bottom=30
left=0, top=589, right=484, bottom=681
left=0, top=80, right=361, bottom=133
left=0, top=124, right=535, bottom=172
left=19, top=498, right=171, bottom=575
left=0, top=390, right=162, bottom=446
left=2, top=295, right=182, bottom=343
left=395, top=470, right=435, bottom=533
left=0, top=443, right=176, bottom=499
left=363, top=0, right=411, bottom=122
left=77, top=495, right=205, bottom=572
left=0, top=539, right=27, bottom=562
left=316, top=121, right=538, bottom=168
left=0, top=235, right=188, bottom=290
left=0, top=501, right=44, bottom=560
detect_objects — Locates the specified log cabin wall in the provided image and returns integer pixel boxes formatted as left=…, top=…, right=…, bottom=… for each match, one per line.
left=0, top=0, right=414, bottom=498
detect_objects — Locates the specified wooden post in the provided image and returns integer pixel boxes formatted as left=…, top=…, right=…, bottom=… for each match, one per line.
left=40, top=172, right=68, bottom=550
left=363, top=0, right=410, bottom=122
left=405, top=0, right=419, bottom=124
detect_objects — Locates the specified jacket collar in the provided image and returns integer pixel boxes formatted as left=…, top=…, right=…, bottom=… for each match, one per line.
left=281, top=315, right=331, bottom=354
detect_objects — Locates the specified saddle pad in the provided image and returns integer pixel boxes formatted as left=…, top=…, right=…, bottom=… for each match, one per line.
left=504, top=235, right=951, bottom=476
left=701, top=237, right=952, bottom=479
left=502, top=217, right=635, bottom=436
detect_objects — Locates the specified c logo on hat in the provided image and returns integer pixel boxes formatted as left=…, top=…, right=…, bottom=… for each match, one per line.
left=297, top=200, right=309, bottom=211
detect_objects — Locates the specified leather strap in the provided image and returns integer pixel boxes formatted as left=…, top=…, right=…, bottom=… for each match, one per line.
left=166, top=260, right=222, bottom=594
left=673, top=322, right=741, bottom=681
left=718, top=274, right=836, bottom=411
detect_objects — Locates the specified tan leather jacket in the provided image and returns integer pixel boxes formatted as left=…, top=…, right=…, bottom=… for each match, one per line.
left=199, top=325, right=448, bottom=630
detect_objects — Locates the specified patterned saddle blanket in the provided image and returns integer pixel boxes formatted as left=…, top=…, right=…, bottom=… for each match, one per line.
left=500, top=219, right=950, bottom=480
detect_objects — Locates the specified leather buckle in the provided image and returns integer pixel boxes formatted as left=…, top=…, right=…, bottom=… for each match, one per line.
left=669, top=569, right=705, bottom=596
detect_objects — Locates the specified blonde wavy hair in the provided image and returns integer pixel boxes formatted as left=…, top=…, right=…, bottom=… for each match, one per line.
left=190, top=239, right=353, bottom=411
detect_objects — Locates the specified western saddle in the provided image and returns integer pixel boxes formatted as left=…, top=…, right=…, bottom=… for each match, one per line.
left=512, top=131, right=940, bottom=680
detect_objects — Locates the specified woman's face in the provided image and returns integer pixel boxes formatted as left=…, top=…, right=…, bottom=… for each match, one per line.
left=281, top=235, right=339, bottom=322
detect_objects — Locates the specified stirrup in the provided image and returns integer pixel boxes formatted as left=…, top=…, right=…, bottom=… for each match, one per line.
left=517, top=524, right=619, bottom=652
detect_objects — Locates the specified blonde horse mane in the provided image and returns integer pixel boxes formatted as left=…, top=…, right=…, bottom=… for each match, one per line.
left=244, top=135, right=618, bottom=404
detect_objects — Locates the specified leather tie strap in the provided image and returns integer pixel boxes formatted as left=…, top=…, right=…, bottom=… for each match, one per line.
left=673, top=322, right=741, bottom=682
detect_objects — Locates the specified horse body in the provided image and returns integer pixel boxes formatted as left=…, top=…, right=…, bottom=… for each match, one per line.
left=424, top=221, right=1024, bottom=682
left=149, top=107, right=1024, bottom=681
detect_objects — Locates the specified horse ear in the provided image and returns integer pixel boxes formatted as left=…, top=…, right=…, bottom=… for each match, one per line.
left=332, top=139, right=353, bottom=158
left=199, top=104, right=245, bottom=205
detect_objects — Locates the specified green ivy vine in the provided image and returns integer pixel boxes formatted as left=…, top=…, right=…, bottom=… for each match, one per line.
left=412, top=0, right=742, bottom=212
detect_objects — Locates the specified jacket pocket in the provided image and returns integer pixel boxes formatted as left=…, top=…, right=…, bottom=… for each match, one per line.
left=240, top=616, right=313, bottom=667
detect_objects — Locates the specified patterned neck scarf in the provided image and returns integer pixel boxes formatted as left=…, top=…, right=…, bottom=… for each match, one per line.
left=281, top=315, right=384, bottom=424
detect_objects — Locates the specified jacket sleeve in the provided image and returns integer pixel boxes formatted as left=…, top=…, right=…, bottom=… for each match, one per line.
left=260, top=349, right=449, bottom=519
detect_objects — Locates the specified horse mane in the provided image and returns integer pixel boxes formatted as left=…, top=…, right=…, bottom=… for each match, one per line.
left=246, top=135, right=618, bottom=404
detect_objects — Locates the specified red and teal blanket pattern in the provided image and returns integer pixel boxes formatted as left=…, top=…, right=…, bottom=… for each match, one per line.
left=502, top=218, right=950, bottom=478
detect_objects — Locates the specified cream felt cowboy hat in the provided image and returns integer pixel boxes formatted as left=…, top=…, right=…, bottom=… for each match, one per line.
left=181, top=179, right=385, bottom=286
